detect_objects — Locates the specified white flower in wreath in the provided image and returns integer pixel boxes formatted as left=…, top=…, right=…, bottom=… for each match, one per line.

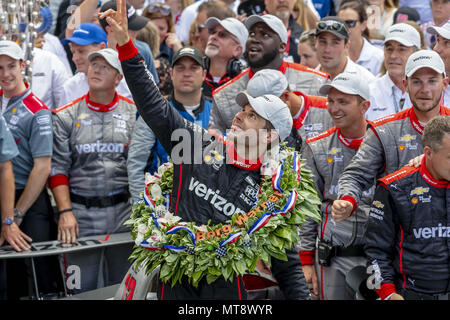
left=145, top=172, right=160, bottom=185
left=154, top=205, right=168, bottom=218
left=150, top=183, right=162, bottom=200
left=261, top=158, right=281, bottom=176
left=194, top=225, right=208, bottom=233
left=137, top=223, right=149, bottom=235
left=147, top=229, right=163, bottom=245
left=158, top=162, right=173, bottom=176
left=135, top=232, right=144, bottom=245
left=158, top=211, right=182, bottom=225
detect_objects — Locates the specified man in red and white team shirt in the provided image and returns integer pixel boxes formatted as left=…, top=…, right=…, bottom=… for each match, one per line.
left=299, top=68, right=375, bottom=300
left=334, top=49, right=450, bottom=223
left=49, top=48, right=137, bottom=294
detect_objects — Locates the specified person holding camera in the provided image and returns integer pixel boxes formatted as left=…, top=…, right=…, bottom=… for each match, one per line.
left=299, top=69, right=374, bottom=300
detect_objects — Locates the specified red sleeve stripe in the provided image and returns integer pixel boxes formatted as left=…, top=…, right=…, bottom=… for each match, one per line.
left=117, top=39, right=139, bottom=62
left=48, top=174, right=69, bottom=190
left=376, top=283, right=396, bottom=300
left=340, top=195, right=357, bottom=215
left=299, top=250, right=315, bottom=265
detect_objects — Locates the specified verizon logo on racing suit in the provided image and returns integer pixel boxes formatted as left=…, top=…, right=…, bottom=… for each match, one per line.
left=75, top=140, right=125, bottom=154
left=413, top=224, right=450, bottom=239
left=188, top=177, right=246, bottom=216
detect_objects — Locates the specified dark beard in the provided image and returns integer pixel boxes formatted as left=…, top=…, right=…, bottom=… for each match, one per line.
left=244, top=47, right=280, bottom=69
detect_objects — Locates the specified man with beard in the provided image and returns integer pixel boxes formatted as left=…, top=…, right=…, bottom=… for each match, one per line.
left=264, top=0, right=304, bottom=63
left=202, top=17, right=248, bottom=99
left=332, top=50, right=450, bottom=223
left=210, top=14, right=329, bottom=133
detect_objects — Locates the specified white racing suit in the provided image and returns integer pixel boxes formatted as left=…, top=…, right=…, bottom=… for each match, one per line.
left=49, top=93, right=137, bottom=293
left=300, top=125, right=375, bottom=300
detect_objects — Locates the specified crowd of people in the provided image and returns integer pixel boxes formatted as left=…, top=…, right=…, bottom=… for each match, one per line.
left=0, top=0, right=449, bottom=301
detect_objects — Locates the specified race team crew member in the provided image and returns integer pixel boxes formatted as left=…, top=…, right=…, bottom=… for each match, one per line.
left=202, top=17, right=248, bottom=99
left=364, top=115, right=450, bottom=300
left=0, top=41, right=60, bottom=299
left=246, top=69, right=332, bottom=150
left=367, top=23, right=421, bottom=121
left=101, top=2, right=310, bottom=299
left=299, top=70, right=374, bottom=300
left=127, top=46, right=212, bottom=203
left=49, top=49, right=137, bottom=293
left=0, top=115, right=27, bottom=251
left=209, top=14, right=329, bottom=133
left=333, top=50, right=450, bottom=221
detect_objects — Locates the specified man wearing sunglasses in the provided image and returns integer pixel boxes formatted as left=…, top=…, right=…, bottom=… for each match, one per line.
left=210, top=14, right=330, bottom=134
left=203, top=17, right=248, bottom=98
left=314, top=16, right=376, bottom=82
left=192, top=1, right=236, bottom=55
left=337, top=1, right=384, bottom=76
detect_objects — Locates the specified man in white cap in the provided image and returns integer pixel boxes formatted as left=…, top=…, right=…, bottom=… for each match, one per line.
left=246, top=69, right=332, bottom=149
left=299, top=69, right=374, bottom=300
left=203, top=17, right=249, bottom=98
left=99, top=2, right=312, bottom=299
left=49, top=48, right=137, bottom=294
left=333, top=50, right=450, bottom=230
left=0, top=40, right=61, bottom=299
left=367, top=23, right=422, bottom=121
left=210, top=13, right=330, bottom=133
left=428, top=20, right=450, bottom=108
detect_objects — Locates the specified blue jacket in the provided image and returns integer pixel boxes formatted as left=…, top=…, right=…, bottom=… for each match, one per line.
left=148, top=95, right=212, bottom=174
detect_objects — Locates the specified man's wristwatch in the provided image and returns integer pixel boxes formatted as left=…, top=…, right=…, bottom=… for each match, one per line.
left=2, top=217, right=14, bottom=226
left=14, top=208, right=24, bottom=219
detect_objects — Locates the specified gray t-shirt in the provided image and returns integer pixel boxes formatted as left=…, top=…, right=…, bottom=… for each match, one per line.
left=0, top=115, right=19, bottom=162
left=2, top=87, right=53, bottom=189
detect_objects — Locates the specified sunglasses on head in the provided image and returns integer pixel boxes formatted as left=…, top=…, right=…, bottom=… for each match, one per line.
left=148, top=3, right=171, bottom=16
left=317, top=20, right=347, bottom=33
left=195, top=23, right=207, bottom=33
left=344, top=20, right=358, bottom=28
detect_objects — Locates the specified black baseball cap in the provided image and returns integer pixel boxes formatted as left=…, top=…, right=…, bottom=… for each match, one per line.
left=99, top=1, right=149, bottom=31
left=171, top=46, right=204, bottom=68
left=316, top=16, right=349, bottom=40
left=393, top=7, right=420, bottom=24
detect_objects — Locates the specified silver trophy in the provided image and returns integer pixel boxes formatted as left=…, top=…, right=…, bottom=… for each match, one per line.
left=0, top=0, right=53, bottom=84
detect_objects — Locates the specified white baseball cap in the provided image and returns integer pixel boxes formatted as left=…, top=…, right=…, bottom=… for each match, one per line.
left=319, top=69, right=370, bottom=100
left=244, top=14, right=288, bottom=44
left=427, top=20, right=450, bottom=40
left=405, top=49, right=446, bottom=78
left=247, top=70, right=288, bottom=98
left=384, top=23, right=421, bottom=48
left=206, top=17, right=249, bottom=50
left=0, top=40, right=24, bottom=60
left=235, top=93, right=293, bottom=141
left=88, top=48, right=123, bottom=75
